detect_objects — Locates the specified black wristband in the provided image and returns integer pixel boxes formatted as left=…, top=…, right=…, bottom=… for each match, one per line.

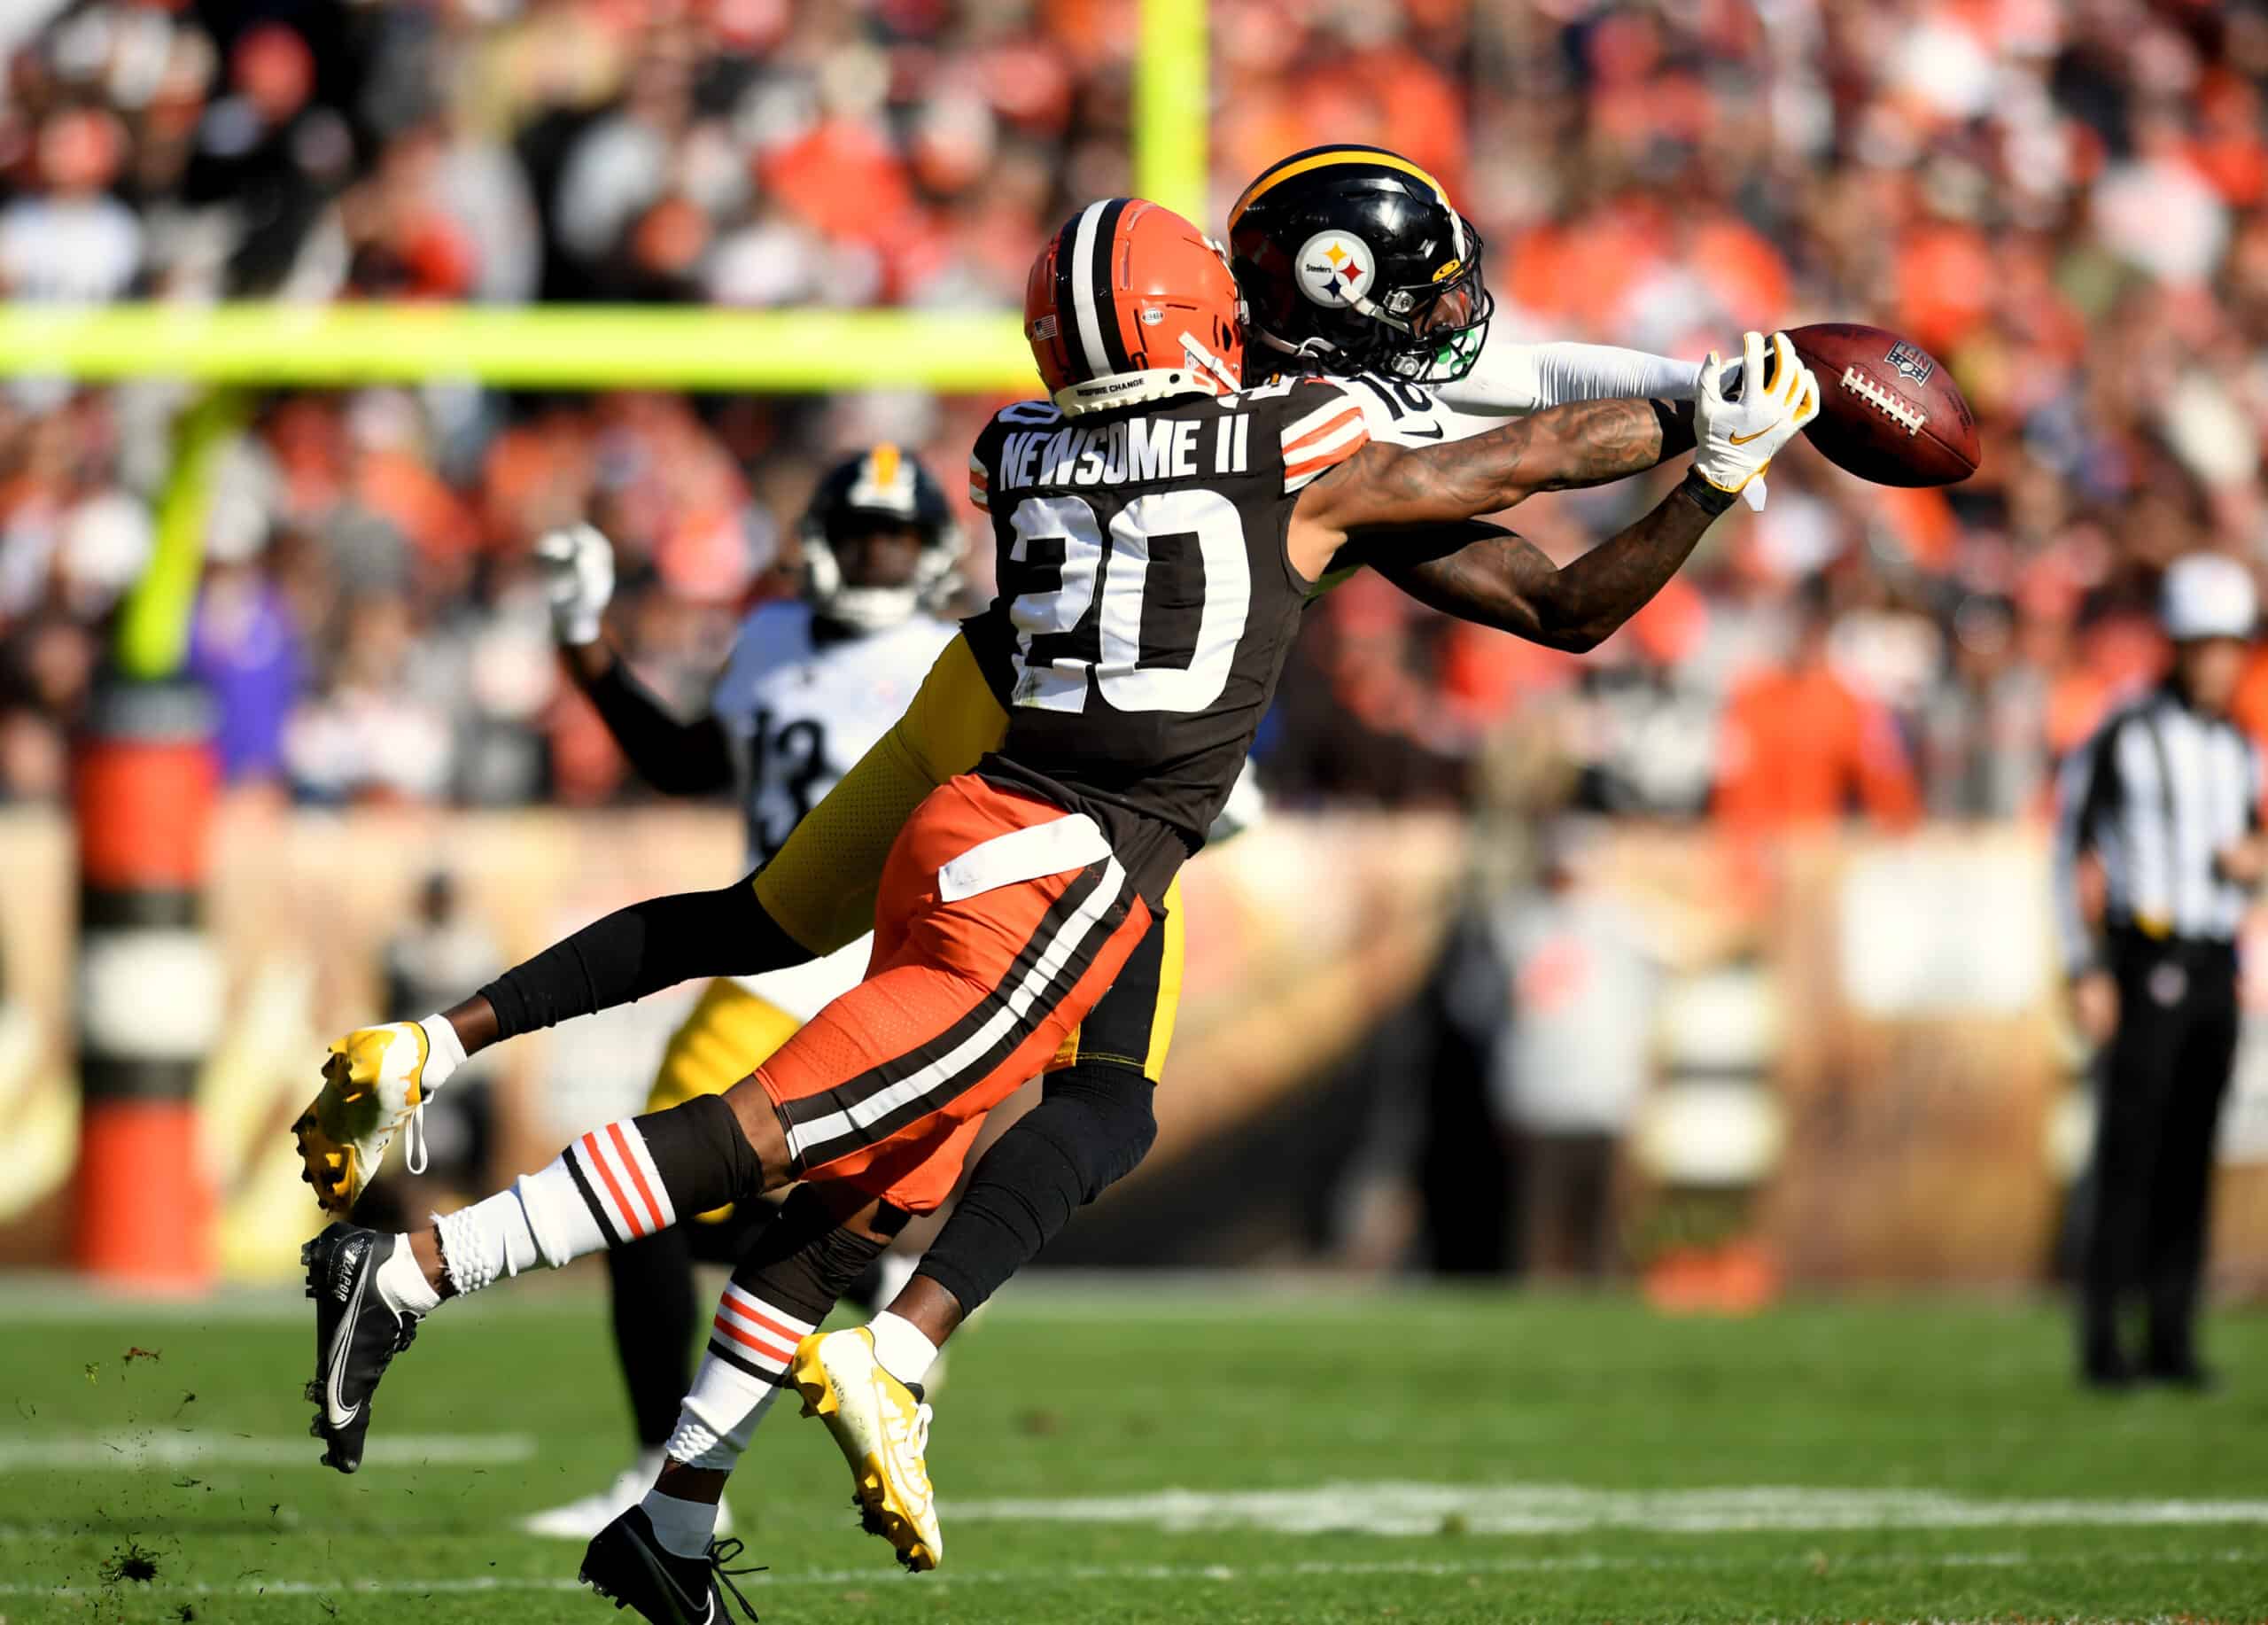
left=1679, top=469, right=1738, bottom=517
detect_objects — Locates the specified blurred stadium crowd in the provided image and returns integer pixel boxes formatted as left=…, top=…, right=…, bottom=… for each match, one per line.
left=4, top=0, right=2268, bottom=826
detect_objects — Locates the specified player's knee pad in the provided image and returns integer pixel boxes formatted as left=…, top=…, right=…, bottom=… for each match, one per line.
left=631, top=1092, right=763, bottom=1221
left=1030, top=1059, right=1157, bottom=1204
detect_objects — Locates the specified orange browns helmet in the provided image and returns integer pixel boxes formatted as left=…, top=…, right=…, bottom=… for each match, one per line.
left=1024, top=198, right=1246, bottom=417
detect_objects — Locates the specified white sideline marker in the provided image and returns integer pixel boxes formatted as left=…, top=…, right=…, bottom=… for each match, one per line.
left=0, top=1432, right=535, bottom=1471
left=944, top=1481, right=2268, bottom=1536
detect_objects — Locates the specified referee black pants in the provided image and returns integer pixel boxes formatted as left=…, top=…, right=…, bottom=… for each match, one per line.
left=2082, top=933, right=2239, bottom=1372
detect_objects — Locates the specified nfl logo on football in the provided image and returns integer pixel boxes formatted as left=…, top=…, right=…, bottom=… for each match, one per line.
left=1884, top=339, right=1935, bottom=385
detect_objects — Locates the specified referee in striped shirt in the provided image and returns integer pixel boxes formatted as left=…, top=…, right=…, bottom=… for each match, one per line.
left=2053, top=554, right=2265, bottom=1390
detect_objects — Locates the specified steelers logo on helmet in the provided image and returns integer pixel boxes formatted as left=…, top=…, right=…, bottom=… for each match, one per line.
left=1295, top=230, right=1376, bottom=309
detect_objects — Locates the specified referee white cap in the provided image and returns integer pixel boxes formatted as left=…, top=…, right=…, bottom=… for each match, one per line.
left=2161, top=553, right=2256, bottom=642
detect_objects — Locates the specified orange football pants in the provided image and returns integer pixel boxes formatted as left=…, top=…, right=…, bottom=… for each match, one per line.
left=754, top=773, right=1152, bottom=1213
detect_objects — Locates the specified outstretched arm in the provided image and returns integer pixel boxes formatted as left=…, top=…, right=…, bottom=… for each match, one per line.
left=433, top=632, right=1013, bottom=1057
left=1301, top=395, right=1691, bottom=548
left=436, top=876, right=804, bottom=1053
left=1350, top=503, right=1718, bottom=654
left=1434, top=339, right=1705, bottom=417
left=1290, top=331, right=1815, bottom=579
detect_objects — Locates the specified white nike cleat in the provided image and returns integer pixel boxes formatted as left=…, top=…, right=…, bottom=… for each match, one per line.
left=790, top=1327, right=941, bottom=1571
left=293, top=1022, right=447, bottom=1215
left=523, top=1456, right=735, bottom=1541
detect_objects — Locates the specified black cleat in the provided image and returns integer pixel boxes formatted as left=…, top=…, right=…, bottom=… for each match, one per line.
left=580, top=1505, right=762, bottom=1625
left=302, top=1221, right=420, bottom=1473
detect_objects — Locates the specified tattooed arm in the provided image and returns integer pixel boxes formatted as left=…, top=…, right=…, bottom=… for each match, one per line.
left=1345, top=498, right=1726, bottom=655
left=1286, top=394, right=1694, bottom=579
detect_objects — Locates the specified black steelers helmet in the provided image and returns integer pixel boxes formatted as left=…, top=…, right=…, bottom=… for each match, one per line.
left=1228, top=145, right=1493, bottom=384
left=801, top=445, right=959, bottom=631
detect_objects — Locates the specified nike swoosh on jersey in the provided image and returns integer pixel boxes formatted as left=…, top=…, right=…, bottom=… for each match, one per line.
left=1397, top=424, right=1446, bottom=439
left=324, top=1262, right=369, bottom=1427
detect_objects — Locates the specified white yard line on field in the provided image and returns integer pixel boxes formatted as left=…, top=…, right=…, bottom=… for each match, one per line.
left=944, top=1481, right=2268, bottom=1536
left=0, top=1432, right=535, bottom=1470
left=0, top=1546, right=2264, bottom=1598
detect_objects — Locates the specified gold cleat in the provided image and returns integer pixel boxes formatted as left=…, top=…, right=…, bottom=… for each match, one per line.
left=292, top=1024, right=433, bottom=1215
left=790, top=1327, right=941, bottom=1572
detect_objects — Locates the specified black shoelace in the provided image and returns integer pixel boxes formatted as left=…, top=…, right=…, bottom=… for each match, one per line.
left=706, top=1536, right=765, bottom=1623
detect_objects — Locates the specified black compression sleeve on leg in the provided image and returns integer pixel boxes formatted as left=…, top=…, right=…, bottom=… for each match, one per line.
left=478, top=879, right=807, bottom=1040
left=914, top=1061, right=1156, bottom=1315
left=733, top=1186, right=895, bottom=1326
left=607, top=1228, right=699, bottom=1450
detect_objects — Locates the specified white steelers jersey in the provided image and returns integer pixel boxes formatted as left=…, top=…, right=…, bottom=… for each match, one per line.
left=1329, top=369, right=1506, bottom=448
left=709, top=599, right=958, bottom=1019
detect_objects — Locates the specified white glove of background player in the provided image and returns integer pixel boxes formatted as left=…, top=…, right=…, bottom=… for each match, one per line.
left=535, top=523, right=615, bottom=647
left=1691, top=330, right=1818, bottom=498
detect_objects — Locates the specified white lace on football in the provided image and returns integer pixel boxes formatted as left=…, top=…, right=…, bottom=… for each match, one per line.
left=405, top=1100, right=429, bottom=1176
left=1839, top=366, right=1927, bottom=436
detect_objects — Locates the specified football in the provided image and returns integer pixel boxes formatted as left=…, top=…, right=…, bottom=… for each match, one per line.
left=1786, top=323, right=1979, bottom=486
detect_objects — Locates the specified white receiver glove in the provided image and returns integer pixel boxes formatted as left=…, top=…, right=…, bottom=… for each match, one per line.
left=535, top=523, right=616, bottom=647
left=1692, top=330, right=1819, bottom=497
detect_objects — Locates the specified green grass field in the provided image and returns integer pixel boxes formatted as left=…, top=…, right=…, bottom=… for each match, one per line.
left=1, top=1280, right=2264, bottom=1623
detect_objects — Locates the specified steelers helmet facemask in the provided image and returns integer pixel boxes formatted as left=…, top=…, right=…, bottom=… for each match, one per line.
left=802, top=446, right=959, bottom=632
left=1228, top=145, right=1494, bottom=384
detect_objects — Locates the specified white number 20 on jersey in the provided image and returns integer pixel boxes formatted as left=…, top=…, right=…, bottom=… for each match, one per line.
left=1004, top=490, right=1251, bottom=715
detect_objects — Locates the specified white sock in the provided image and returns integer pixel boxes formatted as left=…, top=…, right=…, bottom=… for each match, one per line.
left=640, top=1489, right=718, bottom=1559
left=372, top=1232, right=439, bottom=1318
left=867, top=1310, right=939, bottom=1388
left=664, top=1283, right=816, bottom=1468
left=431, top=1159, right=605, bottom=1296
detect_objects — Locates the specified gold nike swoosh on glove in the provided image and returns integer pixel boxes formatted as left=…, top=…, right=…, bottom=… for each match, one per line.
left=1728, top=426, right=1775, bottom=446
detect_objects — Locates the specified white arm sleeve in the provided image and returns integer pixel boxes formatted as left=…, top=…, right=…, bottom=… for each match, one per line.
left=1434, top=339, right=1705, bottom=418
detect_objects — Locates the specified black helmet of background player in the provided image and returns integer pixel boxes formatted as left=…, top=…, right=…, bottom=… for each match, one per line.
left=801, top=445, right=958, bottom=632
left=1227, top=145, right=1493, bottom=385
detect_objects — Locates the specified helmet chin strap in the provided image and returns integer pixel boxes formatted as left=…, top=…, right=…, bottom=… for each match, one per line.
left=1339, top=286, right=1418, bottom=338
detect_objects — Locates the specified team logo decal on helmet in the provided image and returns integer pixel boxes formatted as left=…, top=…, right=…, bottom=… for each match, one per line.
left=1296, top=231, right=1375, bottom=308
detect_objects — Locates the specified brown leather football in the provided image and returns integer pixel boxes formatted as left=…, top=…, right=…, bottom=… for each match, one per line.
left=1785, top=323, right=1979, bottom=487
